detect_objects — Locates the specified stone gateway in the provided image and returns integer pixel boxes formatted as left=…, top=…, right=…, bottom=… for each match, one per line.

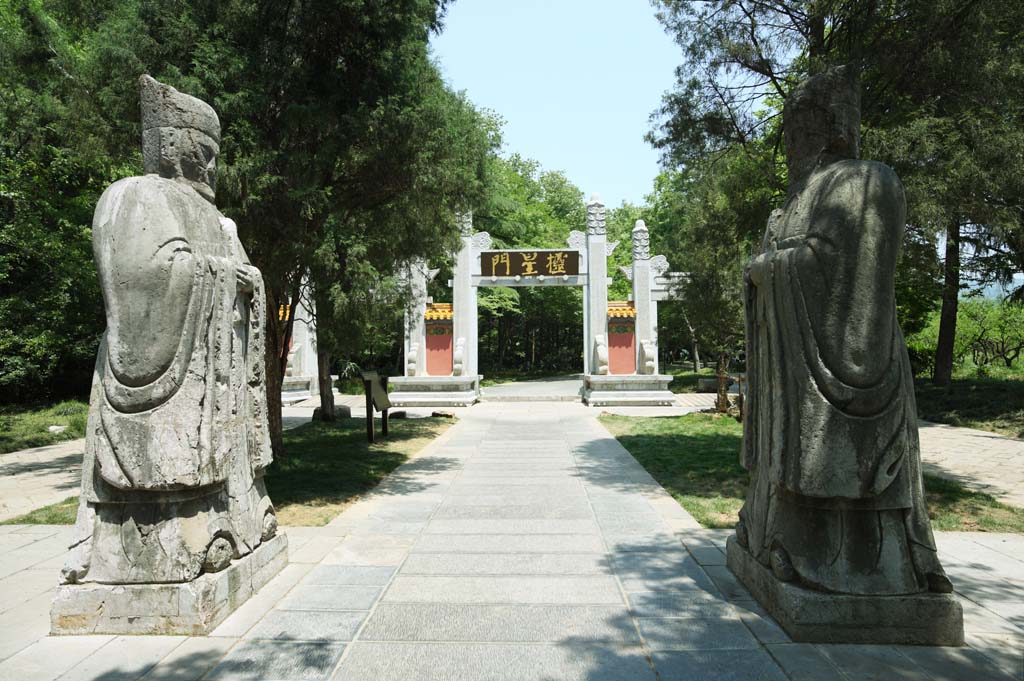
left=725, top=66, right=963, bottom=645
left=51, top=76, right=287, bottom=635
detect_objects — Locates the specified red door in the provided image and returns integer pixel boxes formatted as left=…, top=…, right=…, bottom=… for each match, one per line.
left=608, top=321, right=636, bottom=375
left=425, top=322, right=453, bottom=376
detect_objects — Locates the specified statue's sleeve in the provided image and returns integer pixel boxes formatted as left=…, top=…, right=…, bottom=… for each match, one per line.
left=795, top=161, right=906, bottom=390
left=92, top=178, right=201, bottom=411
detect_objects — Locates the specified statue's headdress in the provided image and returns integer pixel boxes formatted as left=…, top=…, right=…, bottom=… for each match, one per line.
left=139, top=74, right=220, bottom=143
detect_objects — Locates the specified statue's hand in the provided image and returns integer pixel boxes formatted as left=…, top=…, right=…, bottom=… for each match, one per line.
left=236, top=265, right=255, bottom=294
left=749, top=252, right=770, bottom=287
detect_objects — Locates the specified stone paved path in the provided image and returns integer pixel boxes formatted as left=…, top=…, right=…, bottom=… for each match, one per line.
left=0, top=403, right=1021, bottom=680
left=919, top=422, right=1024, bottom=507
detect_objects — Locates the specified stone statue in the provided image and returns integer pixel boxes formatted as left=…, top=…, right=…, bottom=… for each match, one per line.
left=60, top=75, right=279, bottom=589
left=727, top=67, right=962, bottom=644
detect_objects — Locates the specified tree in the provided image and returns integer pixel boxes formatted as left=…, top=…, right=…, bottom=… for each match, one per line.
left=0, top=1, right=497, bottom=456
left=647, top=147, right=774, bottom=410
left=650, top=0, right=1024, bottom=387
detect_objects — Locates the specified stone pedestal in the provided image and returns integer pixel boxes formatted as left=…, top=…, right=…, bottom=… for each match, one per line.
left=388, top=375, right=480, bottom=407
left=51, top=533, right=288, bottom=636
left=582, top=374, right=675, bottom=406
left=726, top=536, right=964, bottom=646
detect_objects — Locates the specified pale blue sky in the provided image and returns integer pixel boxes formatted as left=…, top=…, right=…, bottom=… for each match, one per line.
left=430, top=0, right=680, bottom=208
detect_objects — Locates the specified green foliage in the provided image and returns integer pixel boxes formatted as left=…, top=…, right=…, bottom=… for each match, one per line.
left=0, top=0, right=499, bottom=413
left=465, top=155, right=589, bottom=373
left=649, top=0, right=1024, bottom=372
left=909, top=298, right=1024, bottom=374
left=0, top=400, right=88, bottom=454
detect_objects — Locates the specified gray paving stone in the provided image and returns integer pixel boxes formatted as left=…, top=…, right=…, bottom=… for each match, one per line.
left=966, top=632, right=1024, bottom=680
left=279, top=585, right=381, bottom=611
left=332, top=642, right=656, bottom=680
left=765, top=644, right=845, bottom=681
left=446, top=483, right=585, bottom=496
left=604, top=533, right=683, bottom=553
left=652, top=649, right=788, bottom=681
left=612, top=552, right=719, bottom=593
left=57, top=635, right=186, bottom=681
left=413, top=534, right=606, bottom=553
left=303, top=565, right=396, bottom=586
left=817, top=644, right=925, bottom=679
left=432, top=503, right=592, bottom=520
left=0, top=635, right=113, bottom=681
left=895, top=644, right=1019, bottom=681
left=688, top=546, right=727, bottom=566
left=206, top=640, right=345, bottom=680
left=360, top=603, right=639, bottom=643
left=246, top=609, right=366, bottom=642
left=627, top=592, right=736, bottom=618
left=140, top=637, right=237, bottom=681
left=702, top=564, right=755, bottom=601
left=638, top=616, right=761, bottom=651
left=400, top=552, right=609, bottom=575
left=732, top=601, right=791, bottom=644
left=383, top=575, right=624, bottom=605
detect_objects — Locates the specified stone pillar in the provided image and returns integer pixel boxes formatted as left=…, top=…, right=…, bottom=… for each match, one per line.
left=403, top=259, right=429, bottom=377
left=586, top=194, right=608, bottom=375
left=631, top=220, right=654, bottom=375
left=452, top=211, right=477, bottom=378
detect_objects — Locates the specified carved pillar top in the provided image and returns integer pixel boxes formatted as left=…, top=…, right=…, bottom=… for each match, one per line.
left=586, top=194, right=606, bottom=236
left=457, top=211, right=473, bottom=237
left=632, top=220, right=651, bottom=261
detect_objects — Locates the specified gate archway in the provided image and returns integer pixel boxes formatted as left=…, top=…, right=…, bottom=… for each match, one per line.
left=389, top=195, right=681, bottom=407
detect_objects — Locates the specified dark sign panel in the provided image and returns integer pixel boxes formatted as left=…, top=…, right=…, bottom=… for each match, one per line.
left=480, top=250, right=580, bottom=277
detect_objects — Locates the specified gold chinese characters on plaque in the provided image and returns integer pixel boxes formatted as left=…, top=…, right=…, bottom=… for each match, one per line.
left=480, top=250, right=580, bottom=277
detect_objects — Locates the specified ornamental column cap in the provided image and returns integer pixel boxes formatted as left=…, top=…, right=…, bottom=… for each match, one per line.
left=632, top=219, right=651, bottom=261
left=586, top=193, right=606, bottom=236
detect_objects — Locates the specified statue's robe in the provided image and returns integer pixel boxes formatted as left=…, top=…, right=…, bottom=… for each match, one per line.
left=738, top=159, right=948, bottom=595
left=62, top=174, right=274, bottom=584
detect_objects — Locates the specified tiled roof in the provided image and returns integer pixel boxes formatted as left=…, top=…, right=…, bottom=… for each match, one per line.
left=425, top=303, right=454, bottom=321
left=607, top=301, right=636, bottom=319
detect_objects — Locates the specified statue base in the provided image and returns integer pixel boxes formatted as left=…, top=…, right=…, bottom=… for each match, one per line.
left=726, top=536, right=963, bottom=645
left=582, top=374, right=676, bottom=406
left=50, top=533, right=288, bottom=636
left=388, top=375, right=480, bottom=407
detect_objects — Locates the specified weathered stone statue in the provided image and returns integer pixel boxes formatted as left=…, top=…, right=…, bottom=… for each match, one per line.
left=726, top=66, right=963, bottom=645
left=51, top=76, right=286, bottom=634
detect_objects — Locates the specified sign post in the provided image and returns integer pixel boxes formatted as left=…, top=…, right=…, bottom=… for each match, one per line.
left=361, top=371, right=391, bottom=443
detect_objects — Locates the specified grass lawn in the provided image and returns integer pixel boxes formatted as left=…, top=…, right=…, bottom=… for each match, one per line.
left=599, top=412, right=1024, bottom=533
left=914, top=374, right=1024, bottom=439
left=0, top=416, right=453, bottom=527
left=662, top=364, right=717, bottom=394
left=0, top=401, right=89, bottom=454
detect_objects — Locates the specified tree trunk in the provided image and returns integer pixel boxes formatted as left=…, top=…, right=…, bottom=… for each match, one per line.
left=264, top=290, right=285, bottom=458
left=316, top=346, right=336, bottom=421
left=715, top=352, right=730, bottom=413
left=933, top=219, right=961, bottom=386
left=692, top=340, right=701, bottom=373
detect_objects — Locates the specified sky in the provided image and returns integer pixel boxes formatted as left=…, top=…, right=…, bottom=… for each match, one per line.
left=430, top=0, right=681, bottom=208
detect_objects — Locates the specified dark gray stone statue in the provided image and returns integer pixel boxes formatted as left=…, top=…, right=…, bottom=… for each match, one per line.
left=726, top=66, right=963, bottom=645
left=51, top=76, right=287, bottom=634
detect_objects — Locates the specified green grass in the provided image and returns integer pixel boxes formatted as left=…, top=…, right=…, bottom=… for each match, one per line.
left=662, top=364, right=717, bottom=393
left=599, top=412, right=1024, bottom=533
left=0, top=496, right=79, bottom=525
left=915, top=374, right=1024, bottom=439
left=0, top=401, right=89, bottom=454
left=1, top=416, right=453, bottom=527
